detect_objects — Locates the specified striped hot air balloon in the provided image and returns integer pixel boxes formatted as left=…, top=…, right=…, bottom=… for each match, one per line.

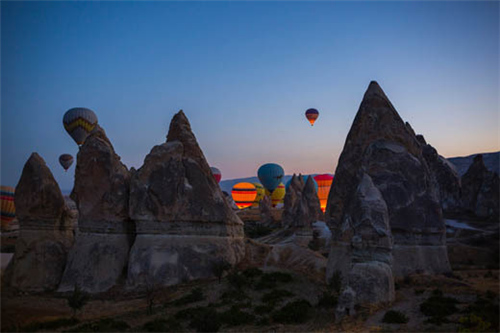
left=1, top=186, right=15, bottom=229
left=252, top=183, right=266, bottom=207
left=305, top=108, right=319, bottom=126
left=59, top=154, right=74, bottom=171
left=210, top=167, right=222, bottom=183
left=63, top=107, right=98, bottom=146
left=285, top=175, right=318, bottom=192
left=231, top=182, right=257, bottom=209
left=257, top=163, right=284, bottom=193
left=265, top=183, right=285, bottom=207
left=314, top=174, right=334, bottom=213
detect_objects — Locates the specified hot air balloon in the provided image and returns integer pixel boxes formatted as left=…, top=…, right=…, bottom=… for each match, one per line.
left=265, top=183, right=285, bottom=207
left=252, top=183, right=266, bottom=207
left=210, top=167, right=222, bottom=183
left=314, top=174, right=334, bottom=213
left=285, top=175, right=318, bottom=192
left=257, top=163, right=284, bottom=193
left=63, top=107, right=98, bottom=146
left=231, top=182, right=257, bottom=209
left=1, top=186, right=15, bottom=230
left=305, top=108, right=319, bottom=126
left=59, top=154, right=74, bottom=171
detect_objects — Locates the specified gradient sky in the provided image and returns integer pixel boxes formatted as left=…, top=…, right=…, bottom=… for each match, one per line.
left=1, top=1, right=499, bottom=191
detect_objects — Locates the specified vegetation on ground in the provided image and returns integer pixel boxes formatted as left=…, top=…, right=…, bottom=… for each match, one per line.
left=254, top=271, right=293, bottom=290
left=272, top=299, right=312, bottom=324
left=65, top=318, right=130, bottom=332
left=261, top=289, right=294, bottom=306
left=142, top=317, right=183, bottom=332
left=171, top=287, right=205, bottom=306
left=420, top=289, right=459, bottom=325
left=67, top=284, right=90, bottom=318
left=382, top=310, right=409, bottom=324
left=21, top=318, right=79, bottom=332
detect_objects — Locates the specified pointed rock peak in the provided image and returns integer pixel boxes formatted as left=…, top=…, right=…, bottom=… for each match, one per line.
left=363, top=81, right=390, bottom=102
left=86, top=124, right=113, bottom=148
left=166, top=110, right=205, bottom=161
left=304, top=176, right=316, bottom=193
left=473, top=154, right=484, bottom=164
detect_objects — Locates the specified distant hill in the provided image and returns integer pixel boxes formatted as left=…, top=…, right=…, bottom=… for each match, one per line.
left=447, top=151, right=499, bottom=177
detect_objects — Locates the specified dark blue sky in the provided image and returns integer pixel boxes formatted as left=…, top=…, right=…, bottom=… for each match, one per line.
left=1, top=1, right=498, bottom=190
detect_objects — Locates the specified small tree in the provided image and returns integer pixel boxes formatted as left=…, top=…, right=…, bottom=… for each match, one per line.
left=67, top=284, right=89, bottom=318
left=212, top=259, right=232, bottom=284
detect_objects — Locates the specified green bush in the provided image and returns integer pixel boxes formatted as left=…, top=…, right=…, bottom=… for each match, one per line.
left=172, top=288, right=205, bottom=306
left=254, top=272, right=293, bottom=290
left=317, top=292, right=338, bottom=308
left=242, top=267, right=263, bottom=279
left=188, top=307, right=222, bottom=333
left=458, top=314, right=492, bottom=332
left=22, top=318, right=79, bottom=332
left=220, top=288, right=249, bottom=303
left=142, top=318, right=183, bottom=332
left=219, top=305, right=256, bottom=326
left=272, top=299, right=312, bottom=324
left=382, top=310, right=409, bottom=324
left=462, top=297, right=499, bottom=331
left=261, top=289, right=294, bottom=306
left=420, top=292, right=459, bottom=325
left=65, top=318, right=130, bottom=332
left=227, top=271, right=250, bottom=290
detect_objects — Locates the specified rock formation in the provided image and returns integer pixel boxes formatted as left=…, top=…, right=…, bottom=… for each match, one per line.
left=126, top=110, right=245, bottom=289
left=282, top=174, right=322, bottom=228
left=259, top=195, right=273, bottom=227
left=58, top=127, right=133, bottom=293
left=461, top=154, right=499, bottom=219
left=6, top=153, right=74, bottom=292
left=325, top=81, right=451, bottom=303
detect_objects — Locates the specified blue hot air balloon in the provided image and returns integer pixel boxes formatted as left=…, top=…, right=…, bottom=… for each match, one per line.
left=285, top=175, right=318, bottom=192
left=257, top=163, right=284, bottom=193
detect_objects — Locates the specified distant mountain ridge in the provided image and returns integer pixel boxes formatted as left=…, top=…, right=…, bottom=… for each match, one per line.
left=447, top=151, right=499, bottom=177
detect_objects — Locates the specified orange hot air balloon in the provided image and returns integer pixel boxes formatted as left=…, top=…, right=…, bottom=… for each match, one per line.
left=1, top=186, right=15, bottom=229
left=314, top=174, right=333, bottom=212
left=231, top=182, right=257, bottom=209
left=305, top=108, right=319, bottom=126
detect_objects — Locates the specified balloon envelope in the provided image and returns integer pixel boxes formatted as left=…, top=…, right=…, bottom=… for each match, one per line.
left=231, top=182, right=257, bottom=209
left=252, top=183, right=266, bottom=207
left=63, top=107, right=98, bottom=145
left=210, top=167, right=222, bottom=183
left=285, top=175, right=318, bottom=192
left=305, top=108, right=319, bottom=126
left=1, top=186, right=15, bottom=228
left=314, top=174, right=334, bottom=213
left=257, top=163, right=284, bottom=193
left=265, top=183, right=285, bottom=207
left=59, top=154, right=74, bottom=171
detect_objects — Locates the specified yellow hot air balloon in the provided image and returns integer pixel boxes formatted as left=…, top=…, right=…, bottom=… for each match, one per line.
left=1, top=186, right=15, bottom=230
left=265, top=183, right=285, bottom=207
left=252, top=183, right=266, bottom=207
left=314, top=174, right=334, bottom=212
left=231, top=182, right=257, bottom=209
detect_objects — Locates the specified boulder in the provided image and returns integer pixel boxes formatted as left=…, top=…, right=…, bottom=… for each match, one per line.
left=126, top=110, right=245, bottom=289
left=58, top=127, right=133, bottom=293
left=325, top=81, right=450, bottom=287
left=6, top=153, right=74, bottom=292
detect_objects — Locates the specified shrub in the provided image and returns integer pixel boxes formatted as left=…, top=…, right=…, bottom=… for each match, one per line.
left=261, top=289, right=294, bottom=306
left=220, top=289, right=249, bottom=303
left=328, top=271, right=342, bottom=295
left=175, top=307, right=207, bottom=321
left=254, top=304, right=274, bottom=315
left=414, top=289, right=425, bottom=295
left=458, top=314, right=492, bottom=332
left=272, top=299, right=312, bottom=324
left=22, top=318, right=79, bottom=332
left=317, top=292, right=338, bottom=308
left=219, top=305, right=256, bottom=326
left=172, top=287, right=205, bottom=306
left=254, top=272, right=293, bottom=290
left=242, top=267, right=263, bottom=280
left=227, top=271, right=250, bottom=290
left=462, top=297, right=499, bottom=331
left=142, top=318, right=183, bottom=332
left=188, top=306, right=222, bottom=333
left=420, top=292, right=459, bottom=324
left=382, top=310, right=409, bottom=324
left=67, top=284, right=90, bottom=318
left=256, top=316, right=270, bottom=326
left=65, top=318, right=130, bottom=332
left=212, top=259, right=232, bottom=284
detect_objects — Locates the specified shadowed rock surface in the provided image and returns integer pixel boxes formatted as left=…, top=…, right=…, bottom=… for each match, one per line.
left=58, top=127, right=133, bottom=293
left=127, top=110, right=245, bottom=289
left=259, top=195, right=274, bottom=227
left=282, top=174, right=322, bottom=228
left=325, top=81, right=450, bottom=288
left=6, top=153, right=74, bottom=292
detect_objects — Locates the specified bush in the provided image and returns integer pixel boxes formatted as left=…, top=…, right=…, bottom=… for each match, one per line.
left=254, top=304, right=275, bottom=315
left=22, top=318, right=79, bottom=332
left=382, top=310, right=409, bottom=324
left=414, top=289, right=425, bottom=295
left=220, top=289, right=249, bottom=303
left=242, top=267, right=263, bottom=280
left=67, top=284, right=90, bottom=318
left=254, top=272, right=293, bottom=290
left=188, top=307, right=222, bottom=333
left=317, top=292, right=338, bottom=308
left=227, top=271, right=250, bottom=290
left=420, top=292, right=459, bottom=324
left=328, top=271, right=342, bottom=295
left=65, top=318, right=130, bottom=332
left=175, top=307, right=207, bottom=321
left=142, top=318, right=183, bottom=332
left=462, top=297, right=499, bottom=331
left=458, top=314, right=492, bottom=332
left=219, top=305, right=256, bottom=326
left=172, top=288, right=205, bottom=306
left=261, top=289, right=294, bottom=306
left=211, top=259, right=231, bottom=284
left=256, top=316, right=270, bottom=326
left=272, top=299, right=312, bottom=324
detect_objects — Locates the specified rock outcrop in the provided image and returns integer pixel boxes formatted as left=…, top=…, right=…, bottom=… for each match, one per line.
left=282, top=174, right=322, bottom=228
left=58, top=127, right=133, bottom=293
left=6, top=153, right=74, bottom=292
left=461, top=154, right=499, bottom=220
left=126, top=111, right=245, bottom=289
left=325, top=81, right=450, bottom=297
left=259, top=195, right=273, bottom=227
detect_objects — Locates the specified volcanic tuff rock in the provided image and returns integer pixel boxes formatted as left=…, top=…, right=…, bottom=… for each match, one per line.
left=58, top=127, right=133, bottom=293
left=325, top=81, right=450, bottom=289
left=126, top=110, right=245, bottom=288
left=6, top=153, right=74, bottom=292
left=259, top=195, right=273, bottom=227
left=282, top=174, right=322, bottom=228
left=461, top=154, right=499, bottom=219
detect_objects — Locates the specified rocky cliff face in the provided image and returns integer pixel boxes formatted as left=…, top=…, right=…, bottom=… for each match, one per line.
left=7, top=153, right=74, bottom=292
left=127, top=111, right=245, bottom=289
left=58, top=127, right=133, bottom=293
left=325, top=81, right=450, bottom=302
left=461, top=154, right=499, bottom=220
left=282, top=174, right=322, bottom=228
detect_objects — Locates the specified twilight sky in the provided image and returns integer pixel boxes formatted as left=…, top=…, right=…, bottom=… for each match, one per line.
left=1, top=1, right=499, bottom=191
